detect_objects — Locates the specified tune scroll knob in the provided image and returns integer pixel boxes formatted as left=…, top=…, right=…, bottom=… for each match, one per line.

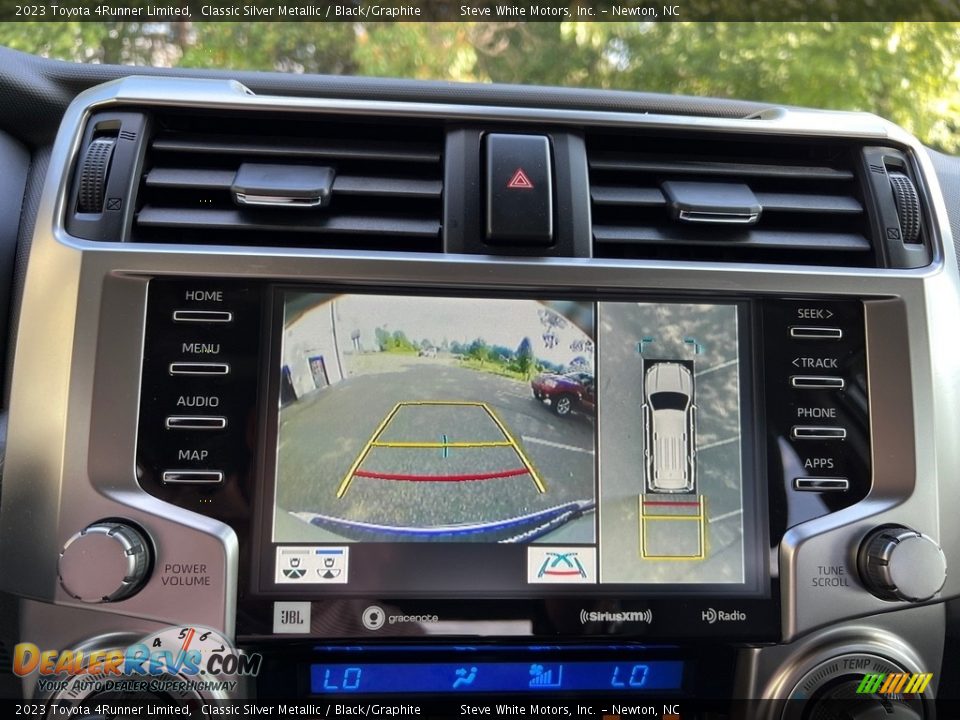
left=58, top=522, right=151, bottom=603
left=858, top=527, right=946, bottom=602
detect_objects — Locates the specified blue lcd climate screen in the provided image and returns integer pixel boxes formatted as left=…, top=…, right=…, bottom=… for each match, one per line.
left=311, top=661, right=684, bottom=694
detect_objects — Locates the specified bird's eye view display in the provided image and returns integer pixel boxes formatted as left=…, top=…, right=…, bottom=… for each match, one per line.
left=273, top=292, right=597, bottom=547
left=597, top=302, right=753, bottom=586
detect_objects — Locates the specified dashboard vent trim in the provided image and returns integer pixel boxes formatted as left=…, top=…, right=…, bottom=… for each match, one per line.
left=130, top=110, right=444, bottom=251
left=587, top=133, right=877, bottom=266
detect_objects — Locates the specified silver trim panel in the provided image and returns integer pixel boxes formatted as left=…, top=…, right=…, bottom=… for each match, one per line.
left=0, top=75, right=956, bottom=661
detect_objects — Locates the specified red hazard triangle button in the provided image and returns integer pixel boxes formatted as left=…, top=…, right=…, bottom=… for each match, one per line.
left=507, top=168, right=534, bottom=189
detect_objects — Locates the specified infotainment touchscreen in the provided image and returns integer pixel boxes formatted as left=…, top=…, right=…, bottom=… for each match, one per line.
left=267, top=292, right=765, bottom=598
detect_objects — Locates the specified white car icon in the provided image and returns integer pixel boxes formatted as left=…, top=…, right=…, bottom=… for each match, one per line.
left=642, top=362, right=697, bottom=494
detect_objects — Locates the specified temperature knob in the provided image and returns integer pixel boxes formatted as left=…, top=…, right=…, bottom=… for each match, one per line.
left=858, top=526, right=946, bottom=602
left=58, top=522, right=151, bottom=602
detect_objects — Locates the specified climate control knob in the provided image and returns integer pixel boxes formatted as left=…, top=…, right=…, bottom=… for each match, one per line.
left=58, top=522, right=151, bottom=602
left=858, top=526, right=946, bottom=602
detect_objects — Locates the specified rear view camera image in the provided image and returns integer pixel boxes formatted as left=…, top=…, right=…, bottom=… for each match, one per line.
left=274, top=293, right=596, bottom=544
left=597, top=302, right=747, bottom=584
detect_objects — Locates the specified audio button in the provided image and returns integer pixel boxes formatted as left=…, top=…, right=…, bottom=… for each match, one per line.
left=165, top=416, right=227, bottom=430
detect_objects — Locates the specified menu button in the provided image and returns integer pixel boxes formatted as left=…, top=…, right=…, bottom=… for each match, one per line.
left=169, top=362, right=230, bottom=376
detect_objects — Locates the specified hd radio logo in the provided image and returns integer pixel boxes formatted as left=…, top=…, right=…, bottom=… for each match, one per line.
left=856, top=671, right=933, bottom=695
left=13, top=625, right=261, bottom=696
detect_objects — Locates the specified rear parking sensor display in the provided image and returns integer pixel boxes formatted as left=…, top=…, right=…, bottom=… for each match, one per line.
left=274, top=294, right=596, bottom=546
left=269, top=292, right=759, bottom=596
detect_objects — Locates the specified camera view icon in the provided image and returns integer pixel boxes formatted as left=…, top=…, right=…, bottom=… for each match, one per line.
left=362, top=605, right=387, bottom=631
left=276, top=546, right=349, bottom=584
left=527, top=546, right=596, bottom=584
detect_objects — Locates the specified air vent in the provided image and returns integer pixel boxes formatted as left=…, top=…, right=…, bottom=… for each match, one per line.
left=588, top=133, right=878, bottom=266
left=132, top=111, right=444, bottom=251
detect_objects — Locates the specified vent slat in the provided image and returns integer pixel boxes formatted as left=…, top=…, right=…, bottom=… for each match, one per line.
left=145, top=168, right=235, bottom=189
left=591, top=185, right=863, bottom=216
left=589, top=154, right=855, bottom=181
left=136, top=207, right=440, bottom=237
left=754, top=192, right=862, bottom=214
left=590, top=186, right=665, bottom=207
left=593, top=225, right=871, bottom=251
left=151, top=135, right=440, bottom=163
left=333, top=175, right=443, bottom=198
left=145, top=168, right=442, bottom=199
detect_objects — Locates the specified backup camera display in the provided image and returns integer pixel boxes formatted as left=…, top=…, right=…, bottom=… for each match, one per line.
left=270, top=292, right=759, bottom=596
left=274, top=293, right=597, bottom=545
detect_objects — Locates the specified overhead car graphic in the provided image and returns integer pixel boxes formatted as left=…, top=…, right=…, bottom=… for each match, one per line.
left=531, top=371, right=596, bottom=417
left=642, top=361, right=697, bottom=494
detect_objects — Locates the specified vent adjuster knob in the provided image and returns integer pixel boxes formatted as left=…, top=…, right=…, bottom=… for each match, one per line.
left=76, top=137, right=117, bottom=213
left=888, top=172, right=921, bottom=244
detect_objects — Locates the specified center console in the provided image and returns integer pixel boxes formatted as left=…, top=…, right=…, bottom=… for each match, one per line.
left=1, top=76, right=959, bottom=720
left=133, top=281, right=880, bottom=645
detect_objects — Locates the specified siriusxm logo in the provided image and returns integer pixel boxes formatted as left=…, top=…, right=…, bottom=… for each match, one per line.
left=702, top=608, right=747, bottom=624
left=580, top=609, right=652, bottom=624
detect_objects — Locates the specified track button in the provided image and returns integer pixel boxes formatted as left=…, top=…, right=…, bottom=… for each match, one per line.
left=790, top=376, right=845, bottom=390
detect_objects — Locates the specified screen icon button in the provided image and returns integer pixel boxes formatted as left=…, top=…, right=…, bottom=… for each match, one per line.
left=527, top=547, right=596, bottom=584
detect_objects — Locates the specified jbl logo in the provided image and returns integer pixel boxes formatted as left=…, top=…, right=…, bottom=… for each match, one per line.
left=856, top=672, right=933, bottom=695
left=280, top=609, right=303, bottom=625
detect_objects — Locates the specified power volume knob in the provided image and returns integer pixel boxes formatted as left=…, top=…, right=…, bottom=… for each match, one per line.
left=58, top=522, right=151, bottom=603
left=858, top=526, right=946, bottom=602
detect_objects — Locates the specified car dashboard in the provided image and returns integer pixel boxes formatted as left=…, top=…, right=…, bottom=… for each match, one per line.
left=0, top=48, right=959, bottom=719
